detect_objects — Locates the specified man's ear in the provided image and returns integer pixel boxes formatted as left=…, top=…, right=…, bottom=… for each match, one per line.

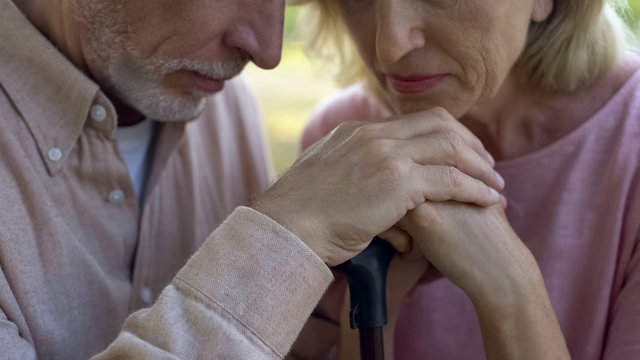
left=531, top=0, right=553, bottom=22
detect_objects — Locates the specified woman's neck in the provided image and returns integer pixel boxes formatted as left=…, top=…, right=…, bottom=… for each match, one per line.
left=459, top=54, right=640, bottom=161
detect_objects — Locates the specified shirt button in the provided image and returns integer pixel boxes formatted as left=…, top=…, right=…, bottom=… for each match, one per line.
left=141, top=287, right=153, bottom=304
left=48, top=148, right=63, bottom=162
left=107, top=189, right=124, bottom=204
left=90, top=104, right=107, bottom=122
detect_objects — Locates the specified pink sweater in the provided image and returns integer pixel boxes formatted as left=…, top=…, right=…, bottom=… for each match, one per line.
left=301, top=69, right=640, bottom=359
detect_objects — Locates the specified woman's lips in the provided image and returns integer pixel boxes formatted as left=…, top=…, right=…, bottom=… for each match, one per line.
left=387, top=74, right=446, bottom=94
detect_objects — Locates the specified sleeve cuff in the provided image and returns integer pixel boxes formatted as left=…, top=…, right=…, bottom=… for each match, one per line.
left=175, top=206, right=334, bottom=357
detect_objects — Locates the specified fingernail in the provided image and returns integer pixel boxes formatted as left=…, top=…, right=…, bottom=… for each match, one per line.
left=496, top=172, right=505, bottom=188
left=490, top=188, right=500, bottom=200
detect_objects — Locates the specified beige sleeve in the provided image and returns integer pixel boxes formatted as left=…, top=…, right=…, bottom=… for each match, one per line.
left=93, top=207, right=334, bottom=359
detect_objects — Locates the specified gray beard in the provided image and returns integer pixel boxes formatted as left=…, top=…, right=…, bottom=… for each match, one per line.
left=78, top=0, right=249, bottom=122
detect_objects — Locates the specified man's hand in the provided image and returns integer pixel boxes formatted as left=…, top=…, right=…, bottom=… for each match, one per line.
left=253, top=107, right=503, bottom=266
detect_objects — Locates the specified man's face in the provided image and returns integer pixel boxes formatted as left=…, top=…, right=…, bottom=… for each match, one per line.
left=79, top=0, right=284, bottom=121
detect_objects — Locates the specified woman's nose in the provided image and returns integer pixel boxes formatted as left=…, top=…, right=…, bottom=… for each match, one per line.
left=375, top=1, right=426, bottom=65
left=223, top=0, right=285, bottom=70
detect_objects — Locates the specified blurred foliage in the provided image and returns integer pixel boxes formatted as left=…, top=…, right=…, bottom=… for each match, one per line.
left=627, top=0, right=640, bottom=19
left=622, top=0, right=640, bottom=40
left=283, top=7, right=300, bottom=40
left=247, top=2, right=640, bottom=176
left=244, top=41, right=337, bottom=175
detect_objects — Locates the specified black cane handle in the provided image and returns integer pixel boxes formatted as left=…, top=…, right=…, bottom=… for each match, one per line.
left=335, top=237, right=396, bottom=330
left=335, top=237, right=395, bottom=360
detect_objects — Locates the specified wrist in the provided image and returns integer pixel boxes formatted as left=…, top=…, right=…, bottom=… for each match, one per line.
left=251, top=199, right=333, bottom=264
left=467, top=246, right=544, bottom=309
left=469, top=266, right=570, bottom=359
left=468, top=257, right=547, bottom=320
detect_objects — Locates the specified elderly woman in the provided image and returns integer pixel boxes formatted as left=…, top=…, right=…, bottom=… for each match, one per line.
left=288, top=0, right=640, bottom=359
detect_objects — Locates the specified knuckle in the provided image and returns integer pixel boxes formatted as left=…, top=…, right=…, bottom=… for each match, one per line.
left=470, top=136, right=485, bottom=152
left=363, top=137, right=395, bottom=158
left=430, top=106, right=451, bottom=124
left=443, top=166, right=463, bottom=189
left=334, top=121, right=362, bottom=138
left=407, top=203, right=439, bottom=226
left=367, top=121, right=387, bottom=134
left=381, top=157, right=412, bottom=181
left=413, top=203, right=433, bottom=219
left=439, top=133, right=465, bottom=161
left=352, top=121, right=381, bottom=140
left=331, top=122, right=350, bottom=136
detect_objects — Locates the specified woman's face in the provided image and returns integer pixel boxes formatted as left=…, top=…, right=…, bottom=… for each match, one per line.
left=338, top=0, right=552, bottom=117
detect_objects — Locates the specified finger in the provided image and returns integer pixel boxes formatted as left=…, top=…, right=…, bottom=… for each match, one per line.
left=411, top=165, right=501, bottom=207
left=378, top=227, right=411, bottom=253
left=401, top=133, right=504, bottom=190
left=442, top=122, right=495, bottom=167
left=373, top=107, right=450, bottom=139
left=386, top=255, right=428, bottom=310
left=388, top=255, right=429, bottom=285
left=380, top=108, right=495, bottom=165
left=399, top=240, right=424, bottom=261
left=500, top=194, right=508, bottom=209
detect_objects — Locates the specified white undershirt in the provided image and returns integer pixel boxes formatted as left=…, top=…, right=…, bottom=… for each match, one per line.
left=115, top=118, right=154, bottom=199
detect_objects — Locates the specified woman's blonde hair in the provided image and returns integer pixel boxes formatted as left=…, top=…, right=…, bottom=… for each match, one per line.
left=291, top=0, right=634, bottom=94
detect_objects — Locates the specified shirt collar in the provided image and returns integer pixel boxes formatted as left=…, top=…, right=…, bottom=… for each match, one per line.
left=0, top=0, right=103, bottom=175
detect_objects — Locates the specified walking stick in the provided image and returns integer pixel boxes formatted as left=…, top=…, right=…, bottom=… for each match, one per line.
left=335, top=237, right=396, bottom=360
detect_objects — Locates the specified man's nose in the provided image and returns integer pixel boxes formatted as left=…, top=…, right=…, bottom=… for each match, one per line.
left=223, top=1, right=285, bottom=69
left=375, top=1, right=426, bottom=65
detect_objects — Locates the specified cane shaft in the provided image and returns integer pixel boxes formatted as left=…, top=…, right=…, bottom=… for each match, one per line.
left=359, top=327, right=384, bottom=360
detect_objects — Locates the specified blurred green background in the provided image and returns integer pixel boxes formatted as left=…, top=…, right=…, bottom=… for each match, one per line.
left=244, top=4, right=640, bottom=176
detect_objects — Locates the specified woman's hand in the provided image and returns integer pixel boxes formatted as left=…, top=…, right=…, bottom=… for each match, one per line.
left=399, top=202, right=571, bottom=359
left=399, top=202, right=531, bottom=302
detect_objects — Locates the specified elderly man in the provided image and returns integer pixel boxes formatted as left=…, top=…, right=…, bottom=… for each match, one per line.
left=0, top=0, right=503, bottom=358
